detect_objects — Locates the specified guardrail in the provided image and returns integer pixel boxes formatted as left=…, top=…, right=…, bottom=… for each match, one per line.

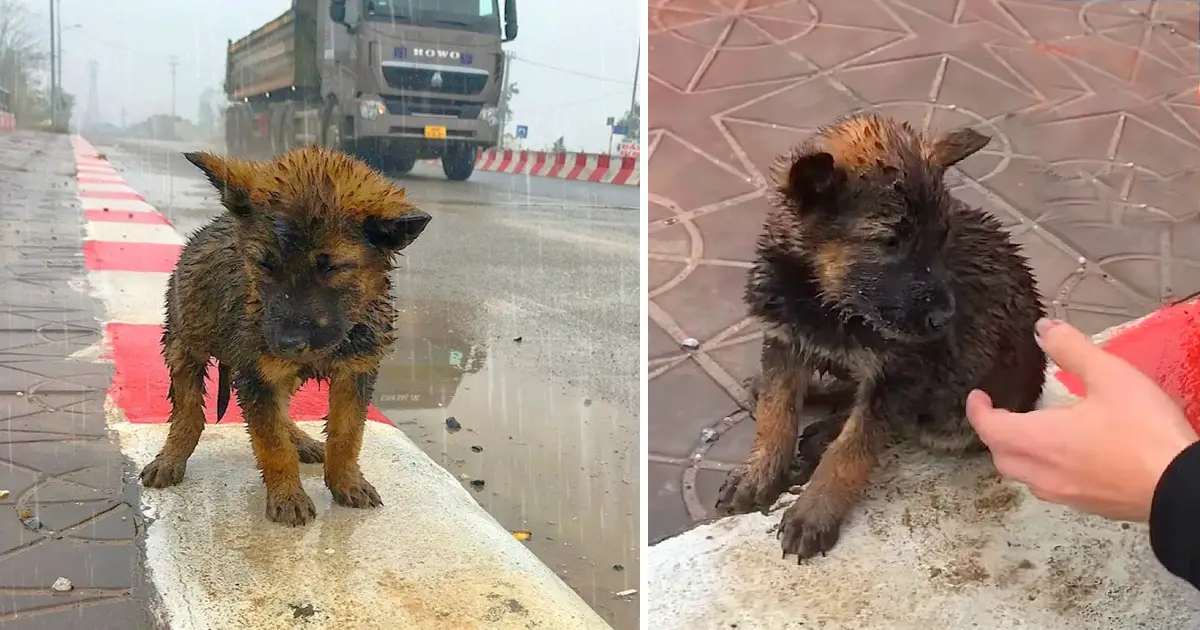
left=476, top=149, right=640, bottom=186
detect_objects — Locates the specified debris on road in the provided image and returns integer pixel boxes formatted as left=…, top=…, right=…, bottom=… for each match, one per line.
left=681, top=338, right=700, bottom=351
left=50, top=577, right=72, bottom=593
left=469, top=479, right=486, bottom=492
left=445, top=417, right=462, bottom=433
left=512, top=530, right=532, bottom=541
left=471, top=445, right=483, bottom=453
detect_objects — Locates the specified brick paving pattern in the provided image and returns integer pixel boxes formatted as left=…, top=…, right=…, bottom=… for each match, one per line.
left=647, top=0, right=1200, bottom=543
left=0, top=132, right=160, bottom=628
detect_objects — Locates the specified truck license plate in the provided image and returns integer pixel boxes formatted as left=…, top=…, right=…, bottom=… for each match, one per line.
left=424, top=125, right=447, bottom=139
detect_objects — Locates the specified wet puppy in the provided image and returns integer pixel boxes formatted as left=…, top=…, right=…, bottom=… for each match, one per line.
left=715, top=114, right=1046, bottom=560
left=139, top=146, right=431, bottom=527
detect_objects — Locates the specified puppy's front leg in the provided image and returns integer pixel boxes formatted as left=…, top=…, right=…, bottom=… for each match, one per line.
left=716, top=334, right=810, bottom=515
left=778, top=381, right=885, bottom=561
left=324, top=369, right=383, bottom=508
left=239, top=365, right=316, bottom=526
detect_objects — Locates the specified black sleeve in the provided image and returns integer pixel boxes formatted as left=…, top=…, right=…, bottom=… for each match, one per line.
left=1150, top=440, right=1200, bottom=588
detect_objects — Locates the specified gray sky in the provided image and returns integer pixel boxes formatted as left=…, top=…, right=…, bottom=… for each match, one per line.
left=25, top=0, right=639, bottom=153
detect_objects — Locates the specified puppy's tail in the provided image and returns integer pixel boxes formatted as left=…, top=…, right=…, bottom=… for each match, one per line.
left=215, top=362, right=231, bottom=423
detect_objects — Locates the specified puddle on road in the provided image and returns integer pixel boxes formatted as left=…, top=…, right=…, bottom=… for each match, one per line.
left=372, top=300, right=639, bottom=629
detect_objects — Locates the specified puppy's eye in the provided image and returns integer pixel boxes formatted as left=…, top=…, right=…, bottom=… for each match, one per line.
left=256, top=260, right=275, bottom=274
left=881, top=236, right=902, bottom=253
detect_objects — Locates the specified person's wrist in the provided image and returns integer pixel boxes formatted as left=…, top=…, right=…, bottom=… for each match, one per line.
left=1144, top=429, right=1199, bottom=514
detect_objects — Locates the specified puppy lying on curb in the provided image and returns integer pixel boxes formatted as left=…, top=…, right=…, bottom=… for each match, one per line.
left=139, top=146, right=431, bottom=527
left=715, top=114, right=1047, bottom=561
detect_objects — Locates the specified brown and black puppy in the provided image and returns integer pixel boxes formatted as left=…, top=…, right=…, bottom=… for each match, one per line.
left=715, top=114, right=1047, bottom=561
left=139, top=146, right=431, bottom=527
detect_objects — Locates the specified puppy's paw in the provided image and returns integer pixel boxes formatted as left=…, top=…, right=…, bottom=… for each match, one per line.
left=265, top=487, right=318, bottom=526
left=140, top=457, right=187, bottom=488
left=777, top=491, right=846, bottom=562
left=328, top=475, right=383, bottom=509
left=715, top=464, right=787, bottom=516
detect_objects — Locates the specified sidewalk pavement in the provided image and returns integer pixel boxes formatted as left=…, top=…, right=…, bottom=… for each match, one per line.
left=647, top=0, right=1200, bottom=544
left=0, top=132, right=161, bottom=628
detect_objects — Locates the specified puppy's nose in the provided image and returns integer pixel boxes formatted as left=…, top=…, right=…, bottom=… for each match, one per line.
left=276, top=332, right=309, bottom=354
left=925, top=307, right=954, bottom=332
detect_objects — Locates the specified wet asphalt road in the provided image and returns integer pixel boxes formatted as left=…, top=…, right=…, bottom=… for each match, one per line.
left=87, top=136, right=641, bottom=629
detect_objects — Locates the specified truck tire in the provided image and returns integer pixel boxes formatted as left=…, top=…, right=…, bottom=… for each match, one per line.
left=391, top=155, right=417, bottom=175
left=272, top=104, right=296, bottom=155
left=320, top=100, right=344, bottom=152
left=225, top=107, right=246, bottom=156
left=442, top=146, right=476, bottom=181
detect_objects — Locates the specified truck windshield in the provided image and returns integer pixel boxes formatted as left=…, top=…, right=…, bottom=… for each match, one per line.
left=364, top=0, right=501, bottom=36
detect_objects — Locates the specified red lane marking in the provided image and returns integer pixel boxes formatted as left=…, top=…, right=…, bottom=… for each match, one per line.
left=107, top=323, right=389, bottom=424
left=1055, top=301, right=1200, bottom=433
left=78, top=175, right=127, bottom=184
left=85, top=209, right=170, bottom=224
left=79, top=189, right=145, bottom=201
left=83, top=241, right=182, bottom=273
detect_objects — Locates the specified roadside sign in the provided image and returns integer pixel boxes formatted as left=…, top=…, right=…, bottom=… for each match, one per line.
left=612, top=124, right=628, bottom=136
left=516, top=124, right=528, bottom=139
left=606, top=116, right=615, bottom=126
left=619, top=143, right=640, bottom=158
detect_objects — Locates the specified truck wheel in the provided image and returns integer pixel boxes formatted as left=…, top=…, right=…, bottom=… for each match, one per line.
left=442, top=146, right=476, bottom=181
left=272, top=104, right=296, bottom=155
left=391, top=155, right=417, bottom=175
left=320, top=101, right=344, bottom=151
left=225, top=108, right=246, bottom=156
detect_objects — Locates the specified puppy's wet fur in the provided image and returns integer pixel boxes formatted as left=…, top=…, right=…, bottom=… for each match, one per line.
left=139, top=146, right=431, bottom=527
left=714, top=114, right=1046, bottom=560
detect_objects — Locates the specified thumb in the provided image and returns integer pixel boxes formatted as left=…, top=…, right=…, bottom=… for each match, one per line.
left=964, top=389, right=1013, bottom=443
left=1035, top=318, right=1114, bottom=388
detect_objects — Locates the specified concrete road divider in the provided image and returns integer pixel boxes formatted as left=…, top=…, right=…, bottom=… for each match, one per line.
left=647, top=301, right=1200, bottom=628
left=71, top=135, right=613, bottom=630
left=476, top=150, right=640, bottom=186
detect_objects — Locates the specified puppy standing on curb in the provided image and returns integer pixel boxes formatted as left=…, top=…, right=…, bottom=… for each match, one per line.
left=139, top=146, right=431, bottom=527
left=715, top=114, right=1047, bottom=561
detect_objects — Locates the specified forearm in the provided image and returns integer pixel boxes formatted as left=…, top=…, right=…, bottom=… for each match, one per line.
left=1150, top=440, right=1200, bottom=588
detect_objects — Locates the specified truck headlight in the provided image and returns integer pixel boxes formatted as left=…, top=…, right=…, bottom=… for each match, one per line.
left=479, top=106, right=498, bottom=126
left=358, top=98, right=386, bottom=120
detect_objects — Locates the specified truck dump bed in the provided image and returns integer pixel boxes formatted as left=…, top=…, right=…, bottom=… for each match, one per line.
left=225, top=1, right=321, bottom=101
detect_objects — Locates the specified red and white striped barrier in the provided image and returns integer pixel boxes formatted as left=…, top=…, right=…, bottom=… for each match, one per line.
left=0, top=112, right=14, bottom=131
left=69, top=136, right=390, bottom=425
left=476, top=150, right=640, bottom=186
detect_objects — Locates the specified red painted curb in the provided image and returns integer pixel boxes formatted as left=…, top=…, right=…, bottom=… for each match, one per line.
left=83, top=241, right=182, bottom=273
left=107, top=323, right=388, bottom=424
left=85, top=209, right=171, bottom=224
left=1054, top=301, right=1200, bottom=433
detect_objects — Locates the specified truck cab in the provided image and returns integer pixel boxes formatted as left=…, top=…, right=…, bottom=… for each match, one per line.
left=325, top=0, right=517, bottom=179
left=222, top=0, right=516, bottom=182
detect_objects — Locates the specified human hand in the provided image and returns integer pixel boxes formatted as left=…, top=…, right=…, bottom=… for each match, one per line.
left=965, top=318, right=1199, bottom=522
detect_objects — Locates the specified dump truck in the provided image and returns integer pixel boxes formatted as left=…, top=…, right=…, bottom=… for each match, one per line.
left=222, top=0, right=517, bottom=181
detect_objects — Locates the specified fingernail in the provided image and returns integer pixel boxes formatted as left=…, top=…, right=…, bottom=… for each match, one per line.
left=1034, top=318, right=1060, bottom=339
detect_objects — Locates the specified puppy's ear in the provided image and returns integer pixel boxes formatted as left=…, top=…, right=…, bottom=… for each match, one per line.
left=363, top=210, right=432, bottom=252
left=183, top=151, right=256, bottom=217
left=781, top=151, right=846, bottom=210
left=924, top=128, right=990, bottom=171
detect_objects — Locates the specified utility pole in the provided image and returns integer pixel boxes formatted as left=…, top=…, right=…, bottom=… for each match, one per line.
left=630, top=39, right=640, bottom=114
left=49, top=0, right=57, bottom=128
left=168, top=56, right=180, bottom=118
left=56, top=0, right=62, bottom=119
left=497, top=51, right=511, bottom=149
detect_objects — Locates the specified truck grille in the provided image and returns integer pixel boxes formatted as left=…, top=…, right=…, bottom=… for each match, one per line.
left=381, top=66, right=488, bottom=96
left=382, top=96, right=482, bottom=120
